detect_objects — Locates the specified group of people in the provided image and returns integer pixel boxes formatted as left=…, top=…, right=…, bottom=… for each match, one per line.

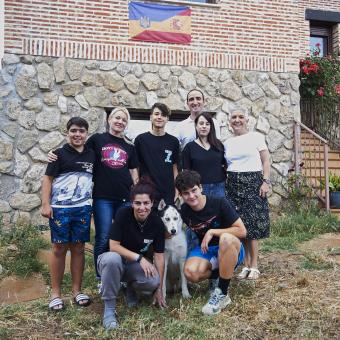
left=41, top=88, right=270, bottom=330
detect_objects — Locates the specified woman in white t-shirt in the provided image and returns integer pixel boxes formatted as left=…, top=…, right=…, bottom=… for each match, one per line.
left=224, top=108, right=270, bottom=280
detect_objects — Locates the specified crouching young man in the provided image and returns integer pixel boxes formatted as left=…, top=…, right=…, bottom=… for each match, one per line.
left=175, top=170, right=247, bottom=315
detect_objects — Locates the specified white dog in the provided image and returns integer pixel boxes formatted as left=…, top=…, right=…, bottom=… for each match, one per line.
left=158, top=199, right=191, bottom=299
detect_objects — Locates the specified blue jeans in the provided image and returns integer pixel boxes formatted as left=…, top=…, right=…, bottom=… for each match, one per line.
left=93, top=198, right=130, bottom=278
left=202, top=181, right=226, bottom=199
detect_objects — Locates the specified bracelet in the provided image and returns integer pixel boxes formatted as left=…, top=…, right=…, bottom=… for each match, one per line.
left=136, top=254, right=143, bottom=263
left=263, top=178, right=271, bottom=184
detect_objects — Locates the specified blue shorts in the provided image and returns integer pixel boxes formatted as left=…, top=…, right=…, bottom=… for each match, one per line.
left=49, top=205, right=92, bottom=244
left=187, top=243, right=245, bottom=268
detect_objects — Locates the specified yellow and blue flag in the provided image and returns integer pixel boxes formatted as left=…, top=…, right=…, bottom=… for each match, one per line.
left=129, top=2, right=191, bottom=44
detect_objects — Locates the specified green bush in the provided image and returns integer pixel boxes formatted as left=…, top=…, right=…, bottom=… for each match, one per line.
left=0, top=220, right=49, bottom=277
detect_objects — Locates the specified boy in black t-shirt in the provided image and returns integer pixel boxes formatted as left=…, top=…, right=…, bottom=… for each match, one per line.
left=175, top=170, right=247, bottom=316
left=134, top=103, right=179, bottom=205
left=41, top=117, right=95, bottom=311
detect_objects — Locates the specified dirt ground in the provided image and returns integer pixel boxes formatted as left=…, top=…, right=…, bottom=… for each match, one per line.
left=0, top=233, right=339, bottom=339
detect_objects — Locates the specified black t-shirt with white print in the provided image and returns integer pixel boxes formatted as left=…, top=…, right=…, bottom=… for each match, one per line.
left=86, top=132, right=139, bottom=201
left=109, top=206, right=165, bottom=260
left=134, top=132, right=179, bottom=204
left=181, top=196, right=239, bottom=246
left=45, top=143, right=95, bottom=207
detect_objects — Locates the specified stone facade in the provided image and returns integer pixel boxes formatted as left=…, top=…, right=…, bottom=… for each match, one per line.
left=0, top=53, right=299, bottom=226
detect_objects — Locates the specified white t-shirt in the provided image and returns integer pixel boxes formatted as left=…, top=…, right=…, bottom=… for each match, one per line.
left=175, top=116, right=221, bottom=150
left=224, top=131, right=268, bottom=172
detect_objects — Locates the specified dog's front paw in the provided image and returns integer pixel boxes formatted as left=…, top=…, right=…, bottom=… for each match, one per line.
left=182, top=291, right=191, bottom=299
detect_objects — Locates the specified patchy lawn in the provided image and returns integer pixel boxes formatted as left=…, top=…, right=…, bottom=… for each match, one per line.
left=0, top=212, right=339, bottom=339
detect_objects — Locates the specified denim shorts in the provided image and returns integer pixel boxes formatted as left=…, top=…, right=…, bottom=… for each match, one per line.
left=187, top=243, right=245, bottom=268
left=50, top=205, right=92, bottom=243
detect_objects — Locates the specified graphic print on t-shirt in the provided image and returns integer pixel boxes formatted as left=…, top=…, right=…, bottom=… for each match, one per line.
left=101, top=143, right=128, bottom=169
left=164, top=149, right=172, bottom=163
left=51, top=172, right=92, bottom=206
left=188, top=215, right=219, bottom=236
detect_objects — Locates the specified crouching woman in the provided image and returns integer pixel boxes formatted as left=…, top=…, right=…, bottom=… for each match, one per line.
left=97, top=177, right=166, bottom=330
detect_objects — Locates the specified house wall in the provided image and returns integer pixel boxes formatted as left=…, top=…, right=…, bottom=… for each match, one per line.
left=4, top=0, right=340, bottom=72
left=1, top=1, right=339, bottom=226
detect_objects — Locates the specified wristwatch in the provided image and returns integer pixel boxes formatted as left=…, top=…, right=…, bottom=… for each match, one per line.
left=263, top=178, right=271, bottom=185
left=136, top=254, right=143, bottom=263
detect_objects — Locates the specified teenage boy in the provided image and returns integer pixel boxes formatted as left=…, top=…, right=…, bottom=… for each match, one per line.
left=41, top=117, right=95, bottom=311
left=175, top=89, right=221, bottom=150
left=134, top=102, right=180, bottom=205
left=175, top=170, right=247, bottom=315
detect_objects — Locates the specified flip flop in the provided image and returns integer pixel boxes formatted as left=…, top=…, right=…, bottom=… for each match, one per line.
left=49, top=297, right=64, bottom=311
left=236, top=267, right=250, bottom=279
left=247, top=268, right=260, bottom=280
left=74, top=293, right=92, bottom=307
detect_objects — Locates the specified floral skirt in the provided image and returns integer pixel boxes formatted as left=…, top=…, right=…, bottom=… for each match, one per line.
left=226, top=171, right=270, bottom=240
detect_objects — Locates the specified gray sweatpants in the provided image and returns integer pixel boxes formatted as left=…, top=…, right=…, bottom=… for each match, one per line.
left=97, top=251, right=160, bottom=302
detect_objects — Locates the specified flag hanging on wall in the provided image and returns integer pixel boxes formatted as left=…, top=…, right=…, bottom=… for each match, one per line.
left=129, top=1, right=191, bottom=44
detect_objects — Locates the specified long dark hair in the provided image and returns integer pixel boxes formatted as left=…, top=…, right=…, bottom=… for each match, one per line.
left=130, top=176, right=156, bottom=202
left=195, top=112, right=224, bottom=152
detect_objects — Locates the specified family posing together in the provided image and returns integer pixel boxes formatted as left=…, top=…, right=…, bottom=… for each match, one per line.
left=41, top=89, right=270, bottom=330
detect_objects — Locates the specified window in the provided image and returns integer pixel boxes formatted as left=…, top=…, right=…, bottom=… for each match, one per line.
left=104, top=108, right=187, bottom=140
left=306, top=9, right=340, bottom=56
left=310, top=24, right=332, bottom=57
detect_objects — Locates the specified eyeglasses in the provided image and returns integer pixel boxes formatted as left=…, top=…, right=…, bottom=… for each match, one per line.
left=69, top=128, right=87, bottom=133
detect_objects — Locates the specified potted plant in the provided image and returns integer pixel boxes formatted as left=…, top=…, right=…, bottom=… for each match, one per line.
left=329, top=172, right=340, bottom=208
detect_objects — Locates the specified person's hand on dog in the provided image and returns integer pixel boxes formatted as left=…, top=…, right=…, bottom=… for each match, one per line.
left=201, top=230, right=213, bottom=254
left=140, top=257, right=157, bottom=278
left=153, top=288, right=167, bottom=309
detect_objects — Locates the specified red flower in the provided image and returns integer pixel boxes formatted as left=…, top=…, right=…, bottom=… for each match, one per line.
left=302, top=65, right=310, bottom=75
left=308, top=63, right=319, bottom=73
left=315, top=43, right=320, bottom=47
left=316, top=87, right=324, bottom=96
left=335, top=85, right=340, bottom=95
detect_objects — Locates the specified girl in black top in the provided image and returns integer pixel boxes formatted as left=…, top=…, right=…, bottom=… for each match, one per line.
left=182, top=112, right=226, bottom=198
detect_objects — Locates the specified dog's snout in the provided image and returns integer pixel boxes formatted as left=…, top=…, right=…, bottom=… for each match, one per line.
left=170, top=229, right=176, bottom=235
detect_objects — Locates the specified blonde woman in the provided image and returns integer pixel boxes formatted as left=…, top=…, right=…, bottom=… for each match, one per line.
left=48, top=107, right=139, bottom=278
left=224, top=108, right=270, bottom=280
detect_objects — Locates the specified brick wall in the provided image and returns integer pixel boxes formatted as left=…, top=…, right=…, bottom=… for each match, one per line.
left=4, top=1, right=340, bottom=72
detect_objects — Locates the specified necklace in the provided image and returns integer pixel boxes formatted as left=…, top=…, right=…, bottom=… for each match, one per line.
left=136, top=217, right=149, bottom=232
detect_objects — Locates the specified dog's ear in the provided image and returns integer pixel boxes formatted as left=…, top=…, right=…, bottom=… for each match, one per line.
left=158, top=199, right=167, bottom=211
left=174, top=197, right=182, bottom=210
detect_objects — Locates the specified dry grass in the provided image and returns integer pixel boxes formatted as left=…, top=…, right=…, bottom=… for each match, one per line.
left=1, top=249, right=339, bottom=340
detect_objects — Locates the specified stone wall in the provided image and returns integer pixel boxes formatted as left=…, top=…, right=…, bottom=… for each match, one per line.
left=0, top=53, right=300, bottom=227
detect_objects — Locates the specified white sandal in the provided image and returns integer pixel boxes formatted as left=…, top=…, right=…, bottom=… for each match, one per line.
left=247, top=268, right=260, bottom=280
left=236, top=267, right=250, bottom=279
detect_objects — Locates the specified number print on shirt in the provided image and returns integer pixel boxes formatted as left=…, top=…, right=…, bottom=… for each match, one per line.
left=164, top=150, right=172, bottom=163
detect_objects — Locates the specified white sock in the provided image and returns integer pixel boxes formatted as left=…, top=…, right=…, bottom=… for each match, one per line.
left=210, top=256, right=219, bottom=271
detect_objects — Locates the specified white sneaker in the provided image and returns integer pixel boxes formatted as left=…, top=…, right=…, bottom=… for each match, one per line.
left=202, top=287, right=231, bottom=315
